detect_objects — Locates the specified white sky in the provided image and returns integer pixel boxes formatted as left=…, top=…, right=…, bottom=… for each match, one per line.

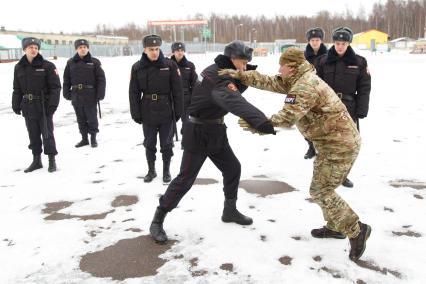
left=1, top=0, right=375, bottom=34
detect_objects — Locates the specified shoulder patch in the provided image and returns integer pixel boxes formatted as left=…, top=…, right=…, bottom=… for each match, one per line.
left=285, top=95, right=296, bottom=104
left=227, top=83, right=238, bottom=92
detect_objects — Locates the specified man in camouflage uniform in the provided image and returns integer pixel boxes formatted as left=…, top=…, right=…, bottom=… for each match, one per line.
left=219, top=48, right=371, bottom=261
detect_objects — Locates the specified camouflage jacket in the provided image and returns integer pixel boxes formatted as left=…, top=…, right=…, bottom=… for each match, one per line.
left=239, top=61, right=361, bottom=154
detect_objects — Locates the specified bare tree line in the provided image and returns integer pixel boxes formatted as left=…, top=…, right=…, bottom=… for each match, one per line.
left=94, top=0, right=426, bottom=42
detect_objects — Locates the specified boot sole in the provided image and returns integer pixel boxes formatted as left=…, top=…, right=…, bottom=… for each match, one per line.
left=350, top=225, right=372, bottom=261
left=24, top=165, right=43, bottom=173
left=221, top=217, right=253, bottom=226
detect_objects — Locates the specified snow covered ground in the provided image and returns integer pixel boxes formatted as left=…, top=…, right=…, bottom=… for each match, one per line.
left=0, top=50, right=425, bottom=284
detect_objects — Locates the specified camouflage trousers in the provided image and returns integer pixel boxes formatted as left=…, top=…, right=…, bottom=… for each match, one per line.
left=309, top=146, right=361, bottom=238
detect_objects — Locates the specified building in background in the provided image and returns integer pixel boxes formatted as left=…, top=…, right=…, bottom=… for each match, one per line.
left=352, top=29, right=389, bottom=51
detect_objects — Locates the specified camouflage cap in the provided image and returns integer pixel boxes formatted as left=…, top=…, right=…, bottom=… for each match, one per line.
left=74, top=39, right=89, bottom=49
left=143, top=34, right=162, bottom=48
left=22, top=37, right=41, bottom=50
left=279, top=48, right=306, bottom=67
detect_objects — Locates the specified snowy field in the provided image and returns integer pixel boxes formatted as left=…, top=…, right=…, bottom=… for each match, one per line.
left=0, top=49, right=425, bottom=284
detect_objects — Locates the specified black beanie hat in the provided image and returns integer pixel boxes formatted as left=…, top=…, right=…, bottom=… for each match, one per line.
left=74, top=39, right=89, bottom=49
left=332, top=27, right=353, bottom=43
left=306, top=27, right=324, bottom=41
left=171, top=42, right=186, bottom=52
left=22, top=37, right=41, bottom=50
left=224, top=40, right=253, bottom=62
left=143, top=34, right=162, bottom=48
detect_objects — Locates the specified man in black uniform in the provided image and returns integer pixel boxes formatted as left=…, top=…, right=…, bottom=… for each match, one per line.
left=129, top=35, right=183, bottom=183
left=149, top=40, right=276, bottom=243
left=303, top=27, right=328, bottom=160
left=316, top=27, right=371, bottom=188
left=170, top=42, right=198, bottom=133
left=63, top=39, right=106, bottom=148
left=12, top=37, right=61, bottom=173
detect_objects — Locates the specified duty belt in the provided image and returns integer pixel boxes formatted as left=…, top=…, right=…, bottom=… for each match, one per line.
left=189, top=116, right=224, bottom=125
left=23, top=94, right=41, bottom=100
left=142, top=93, right=169, bottom=101
left=336, top=92, right=354, bottom=101
left=72, top=84, right=94, bottom=90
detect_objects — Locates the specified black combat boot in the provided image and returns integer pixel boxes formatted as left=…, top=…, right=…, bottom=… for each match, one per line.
left=24, top=155, right=43, bottom=173
left=75, top=134, right=89, bottom=148
left=90, top=133, right=98, bottom=148
left=221, top=198, right=253, bottom=225
left=349, top=222, right=372, bottom=261
left=311, top=226, right=346, bottom=239
left=48, top=154, right=57, bottom=172
left=149, top=206, right=168, bottom=243
left=304, top=144, right=316, bottom=159
left=342, top=178, right=354, bottom=188
left=144, top=161, right=157, bottom=183
left=163, top=160, right=171, bottom=183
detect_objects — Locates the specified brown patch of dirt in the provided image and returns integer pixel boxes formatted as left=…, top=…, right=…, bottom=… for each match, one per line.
left=111, top=195, right=139, bottom=207
left=122, top=218, right=135, bottom=223
left=305, top=198, right=315, bottom=203
left=260, top=235, right=267, bottom=242
left=189, top=257, right=198, bottom=268
left=392, top=230, right=422, bottom=237
left=192, top=270, right=208, bottom=277
left=173, top=254, right=184, bottom=259
left=79, top=235, right=176, bottom=280
left=355, top=260, right=402, bottom=279
left=413, top=194, right=423, bottom=199
left=42, top=201, right=73, bottom=214
left=279, top=256, right=292, bottom=265
left=113, top=159, right=123, bottom=162
left=267, top=219, right=276, bottom=223
left=291, top=236, right=301, bottom=241
left=220, top=263, right=234, bottom=272
left=252, top=175, right=268, bottom=178
left=125, top=228, right=142, bottom=233
left=389, top=179, right=426, bottom=190
left=384, top=207, right=394, bottom=212
left=92, top=180, right=105, bottom=184
left=313, top=255, right=322, bottom=262
left=239, top=180, right=296, bottom=197
left=320, top=266, right=342, bottom=278
left=194, top=178, right=218, bottom=185
left=44, top=210, right=115, bottom=221
left=356, top=280, right=367, bottom=284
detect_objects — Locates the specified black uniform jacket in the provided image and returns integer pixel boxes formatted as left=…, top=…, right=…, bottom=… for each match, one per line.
left=304, top=43, right=327, bottom=65
left=316, top=46, right=371, bottom=119
left=12, top=53, right=61, bottom=119
left=63, top=52, right=106, bottom=106
left=182, top=54, right=270, bottom=154
left=129, top=51, right=183, bottom=125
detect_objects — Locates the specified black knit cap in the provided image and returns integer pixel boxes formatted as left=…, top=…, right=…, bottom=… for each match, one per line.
left=224, top=40, right=253, bottom=62
left=143, top=34, right=162, bottom=48
left=306, top=27, right=324, bottom=41
left=22, top=37, right=41, bottom=50
left=171, top=42, right=185, bottom=52
left=74, top=39, right=89, bottom=49
left=332, top=27, right=353, bottom=43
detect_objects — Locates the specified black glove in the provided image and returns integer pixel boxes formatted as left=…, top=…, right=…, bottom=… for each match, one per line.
left=133, top=117, right=142, bottom=124
left=257, top=120, right=276, bottom=135
left=13, top=108, right=21, bottom=115
left=47, top=106, right=57, bottom=116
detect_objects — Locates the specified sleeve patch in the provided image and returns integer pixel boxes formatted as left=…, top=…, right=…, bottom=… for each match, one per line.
left=227, top=83, right=238, bottom=92
left=285, top=95, right=296, bottom=104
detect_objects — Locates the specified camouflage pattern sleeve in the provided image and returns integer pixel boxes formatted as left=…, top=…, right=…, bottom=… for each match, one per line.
left=239, top=70, right=292, bottom=94
left=270, top=83, right=319, bottom=128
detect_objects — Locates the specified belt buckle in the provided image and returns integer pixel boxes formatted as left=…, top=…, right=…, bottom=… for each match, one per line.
left=151, top=94, right=158, bottom=101
left=27, top=94, right=33, bottom=100
left=78, top=84, right=83, bottom=90
left=336, top=92, right=343, bottom=99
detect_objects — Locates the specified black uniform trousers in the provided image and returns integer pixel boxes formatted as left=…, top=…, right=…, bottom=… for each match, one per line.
left=25, top=115, right=57, bottom=156
left=73, top=104, right=98, bottom=135
left=143, top=121, right=174, bottom=162
left=180, top=93, right=191, bottom=135
left=159, top=144, right=241, bottom=212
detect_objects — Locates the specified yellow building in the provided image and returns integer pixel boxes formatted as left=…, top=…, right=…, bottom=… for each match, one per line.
left=352, top=29, right=388, bottom=50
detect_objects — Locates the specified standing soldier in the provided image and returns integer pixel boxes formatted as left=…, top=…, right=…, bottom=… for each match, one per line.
left=316, top=27, right=371, bottom=188
left=12, top=37, right=61, bottom=173
left=219, top=48, right=371, bottom=261
left=303, top=27, right=328, bottom=159
left=63, top=39, right=106, bottom=148
left=129, top=35, right=183, bottom=183
left=170, top=42, right=198, bottom=132
left=149, top=41, right=276, bottom=244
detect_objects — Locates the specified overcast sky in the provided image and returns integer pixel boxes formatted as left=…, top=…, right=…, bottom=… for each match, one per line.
left=1, top=0, right=375, bottom=34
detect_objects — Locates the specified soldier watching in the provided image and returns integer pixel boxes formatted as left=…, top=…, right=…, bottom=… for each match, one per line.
left=12, top=37, right=61, bottom=173
left=129, top=35, right=183, bottom=183
left=63, top=39, right=106, bottom=148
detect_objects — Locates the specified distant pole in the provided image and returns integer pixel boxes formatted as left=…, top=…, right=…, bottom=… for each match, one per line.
left=213, top=17, right=216, bottom=52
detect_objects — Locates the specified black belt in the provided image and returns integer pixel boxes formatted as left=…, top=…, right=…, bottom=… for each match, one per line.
left=72, top=84, right=94, bottom=90
left=336, top=92, right=354, bottom=101
left=189, top=116, right=224, bottom=125
left=142, top=93, right=169, bottom=101
left=23, top=94, right=41, bottom=100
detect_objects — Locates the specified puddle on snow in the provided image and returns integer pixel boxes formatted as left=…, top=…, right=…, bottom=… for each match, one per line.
left=239, top=179, right=296, bottom=197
